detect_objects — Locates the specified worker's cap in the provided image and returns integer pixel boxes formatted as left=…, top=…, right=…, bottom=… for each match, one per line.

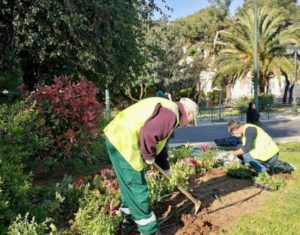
left=179, top=97, right=199, bottom=117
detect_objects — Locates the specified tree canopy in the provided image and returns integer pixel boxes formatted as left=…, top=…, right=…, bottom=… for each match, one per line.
left=213, top=5, right=300, bottom=92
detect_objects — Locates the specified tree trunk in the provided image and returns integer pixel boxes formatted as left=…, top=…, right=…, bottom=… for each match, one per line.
left=20, top=51, right=39, bottom=91
left=225, top=84, right=232, bottom=106
left=288, top=84, right=294, bottom=104
left=282, top=74, right=290, bottom=104
left=139, top=84, right=146, bottom=100
left=266, top=82, right=269, bottom=94
left=212, top=30, right=220, bottom=55
left=126, top=87, right=139, bottom=102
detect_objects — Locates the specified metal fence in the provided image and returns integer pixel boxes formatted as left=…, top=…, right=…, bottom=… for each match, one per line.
left=197, top=105, right=275, bottom=124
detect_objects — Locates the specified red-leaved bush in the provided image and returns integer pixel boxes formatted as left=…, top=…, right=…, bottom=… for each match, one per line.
left=29, top=76, right=103, bottom=159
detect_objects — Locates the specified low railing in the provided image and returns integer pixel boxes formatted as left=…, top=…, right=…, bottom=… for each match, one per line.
left=197, top=104, right=278, bottom=124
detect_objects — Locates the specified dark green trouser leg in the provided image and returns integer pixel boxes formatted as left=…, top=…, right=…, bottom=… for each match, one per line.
left=105, top=138, right=157, bottom=235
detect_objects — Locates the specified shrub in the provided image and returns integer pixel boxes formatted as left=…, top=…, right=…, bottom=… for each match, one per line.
left=232, top=96, right=252, bottom=109
left=258, top=94, right=274, bottom=110
left=0, top=71, right=23, bottom=101
left=170, top=160, right=197, bottom=188
left=232, top=94, right=274, bottom=111
left=29, top=76, right=104, bottom=161
left=146, top=171, right=171, bottom=204
left=71, top=169, right=121, bottom=235
left=27, top=186, right=69, bottom=225
left=168, top=145, right=194, bottom=164
left=0, top=101, right=50, bottom=233
left=198, top=148, right=217, bottom=171
left=206, top=89, right=226, bottom=107
left=278, top=142, right=300, bottom=152
left=7, top=213, right=52, bottom=235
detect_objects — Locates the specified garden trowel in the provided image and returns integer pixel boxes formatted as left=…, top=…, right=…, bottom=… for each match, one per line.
left=153, top=162, right=201, bottom=215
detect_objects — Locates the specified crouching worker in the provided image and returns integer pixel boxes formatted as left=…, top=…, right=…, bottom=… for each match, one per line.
left=104, top=97, right=198, bottom=235
left=227, top=120, right=279, bottom=174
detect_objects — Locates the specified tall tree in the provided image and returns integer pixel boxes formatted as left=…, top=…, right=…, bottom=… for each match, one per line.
left=214, top=6, right=300, bottom=93
left=0, top=0, right=161, bottom=95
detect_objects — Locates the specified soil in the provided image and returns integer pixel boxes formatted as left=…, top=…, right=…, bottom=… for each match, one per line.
left=155, top=168, right=271, bottom=235
left=120, top=168, right=293, bottom=235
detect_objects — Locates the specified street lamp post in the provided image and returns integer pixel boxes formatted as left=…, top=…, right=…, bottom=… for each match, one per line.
left=287, top=45, right=299, bottom=115
left=292, top=49, right=299, bottom=115
left=253, top=0, right=259, bottom=112
left=105, top=88, right=111, bottom=121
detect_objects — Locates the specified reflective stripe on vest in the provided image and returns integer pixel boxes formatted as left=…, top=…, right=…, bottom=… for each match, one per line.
left=104, top=97, right=180, bottom=171
left=134, top=212, right=156, bottom=226
left=242, top=124, right=279, bottom=161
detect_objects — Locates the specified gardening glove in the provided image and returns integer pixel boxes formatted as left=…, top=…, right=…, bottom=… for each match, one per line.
left=145, top=158, right=155, bottom=165
left=165, top=169, right=172, bottom=177
left=227, top=152, right=236, bottom=162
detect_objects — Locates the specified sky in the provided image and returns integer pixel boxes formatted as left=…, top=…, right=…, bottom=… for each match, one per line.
left=154, top=0, right=300, bottom=21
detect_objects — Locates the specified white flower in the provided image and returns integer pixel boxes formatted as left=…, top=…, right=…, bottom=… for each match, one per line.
left=2, top=90, right=9, bottom=94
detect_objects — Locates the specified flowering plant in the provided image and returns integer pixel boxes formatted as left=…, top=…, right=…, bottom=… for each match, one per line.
left=29, top=76, right=103, bottom=160
left=72, top=168, right=121, bottom=234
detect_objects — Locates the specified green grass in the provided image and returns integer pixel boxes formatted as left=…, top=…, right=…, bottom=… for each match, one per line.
left=197, top=109, right=240, bottom=119
left=222, top=152, right=300, bottom=235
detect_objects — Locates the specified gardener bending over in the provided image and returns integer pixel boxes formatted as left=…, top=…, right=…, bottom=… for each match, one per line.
left=227, top=120, right=279, bottom=174
left=104, top=97, right=198, bottom=235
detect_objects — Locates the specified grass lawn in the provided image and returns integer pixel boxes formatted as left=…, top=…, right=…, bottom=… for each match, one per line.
left=223, top=152, right=300, bottom=235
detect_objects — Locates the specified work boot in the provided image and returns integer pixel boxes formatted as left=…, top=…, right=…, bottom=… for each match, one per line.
left=120, top=217, right=136, bottom=234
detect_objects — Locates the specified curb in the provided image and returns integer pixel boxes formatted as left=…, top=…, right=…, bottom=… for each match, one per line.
left=169, top=135, right=300, bottom=148
left=195, top=116, right=300, bottom=127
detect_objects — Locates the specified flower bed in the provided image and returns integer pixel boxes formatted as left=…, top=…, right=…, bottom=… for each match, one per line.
left=9, top=144, right=289, bottom=234
left=70, top=145, right=217, bottom=234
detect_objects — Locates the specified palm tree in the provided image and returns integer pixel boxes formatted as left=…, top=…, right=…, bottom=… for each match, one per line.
left=213, top=6, right=300, bottom=94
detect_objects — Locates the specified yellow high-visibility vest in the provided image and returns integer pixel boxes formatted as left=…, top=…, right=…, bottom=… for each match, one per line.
left=104, top=97, right=179, bottom=171
left=242, top=124, right=279, bottom=161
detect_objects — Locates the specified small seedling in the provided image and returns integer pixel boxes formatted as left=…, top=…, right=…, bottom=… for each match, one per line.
left=254, top=173, right=286, bottom=191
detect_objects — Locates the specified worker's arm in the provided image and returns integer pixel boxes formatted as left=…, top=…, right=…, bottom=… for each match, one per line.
left=155, top=147, right=170, bottom=170
left=233, top=127, right=257, bottom=156
left=139, top=104, right=177, bottom=169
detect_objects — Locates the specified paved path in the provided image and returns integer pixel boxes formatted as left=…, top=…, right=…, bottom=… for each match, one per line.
left=169, top=116, right=300, bottom=145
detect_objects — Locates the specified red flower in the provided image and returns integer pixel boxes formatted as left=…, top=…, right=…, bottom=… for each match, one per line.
left=90, top=171, right=97, bottom=179
left=185, top=157, right=199, bottom=166
left=74, top=176, right=84, bottom=189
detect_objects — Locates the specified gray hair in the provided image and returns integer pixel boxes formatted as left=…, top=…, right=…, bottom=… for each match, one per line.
left=228, top=120, right=243, bottom=132
left=179, top=98, right=199, bottom=116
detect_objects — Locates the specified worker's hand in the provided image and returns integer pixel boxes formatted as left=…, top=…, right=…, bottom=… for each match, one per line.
left=145, top=158, right=155, bottom=165
left=165, top=169, right=172, bottom=177
left=227, top=152, right=236, bottom=162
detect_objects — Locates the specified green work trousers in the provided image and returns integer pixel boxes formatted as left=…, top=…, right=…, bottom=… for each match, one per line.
left=105, top=138, right=157, bottom=235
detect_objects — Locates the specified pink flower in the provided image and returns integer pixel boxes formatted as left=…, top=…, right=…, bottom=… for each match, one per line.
left=100, top=168, right=114, bottom=178
left=201, top=144, right=207, bottom=152
left=106, top=180, right=114, bottom=189
left=105, top=204, right=117, bottom=216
